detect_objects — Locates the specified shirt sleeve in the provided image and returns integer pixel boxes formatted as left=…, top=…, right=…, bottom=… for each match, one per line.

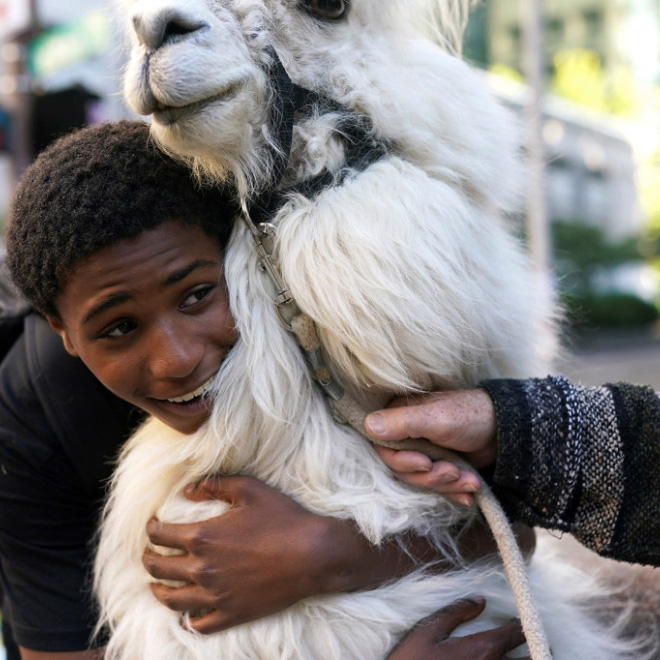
left=0, top=359, right=102, bottom=652
left=0, top=317, right=136, bottom=652
left=0, top=438, right=102, bottom=651
left=480, top=376, right=660, bottom=566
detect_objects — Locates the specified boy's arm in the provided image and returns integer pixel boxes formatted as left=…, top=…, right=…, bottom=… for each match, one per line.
left=143, top=475, right=534, bottom=634
left=0, top=434, right=104, bottom=653
left=0, top=325, right=115, bottom=655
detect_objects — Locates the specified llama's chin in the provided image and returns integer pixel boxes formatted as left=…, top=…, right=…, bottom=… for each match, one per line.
left=151, top=85, right=243, bottom=127
left=149, top=93, right=270, bottom=189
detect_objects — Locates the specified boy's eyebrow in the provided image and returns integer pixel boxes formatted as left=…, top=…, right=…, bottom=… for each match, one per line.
left=83, top=293, right=132, bottom=325
left=162, top=259, right=219, bottom=286
left=82, top=260, right=220, bottom=326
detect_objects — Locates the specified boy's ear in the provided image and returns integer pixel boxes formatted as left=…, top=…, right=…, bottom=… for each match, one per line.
left=46, top=316, right=79, bottom=357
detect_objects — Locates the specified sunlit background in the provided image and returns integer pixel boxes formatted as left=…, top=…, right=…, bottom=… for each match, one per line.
left=0, top=0, right=659, bottom=653
left=460, top=1, right=660, bottom=390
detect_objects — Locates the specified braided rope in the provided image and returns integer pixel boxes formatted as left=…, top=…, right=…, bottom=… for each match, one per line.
left=296, top=315, right=553, bottom=660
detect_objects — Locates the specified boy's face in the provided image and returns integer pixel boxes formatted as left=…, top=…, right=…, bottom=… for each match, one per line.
left=48, top=221, right=237, bottom=434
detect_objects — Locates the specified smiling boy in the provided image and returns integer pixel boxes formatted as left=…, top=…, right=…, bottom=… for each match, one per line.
left=0, top=120, right=238, bottom=658
left=9, top=122, right=237, bottom=438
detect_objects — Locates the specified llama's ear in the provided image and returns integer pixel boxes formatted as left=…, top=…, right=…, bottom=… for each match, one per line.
left=46, top=316, right=80, bottom=357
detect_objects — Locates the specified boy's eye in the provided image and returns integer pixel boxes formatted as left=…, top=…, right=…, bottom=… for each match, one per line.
left=105, top=320, right=137, bottom=339
left=181, top=285, right=213, bottom=309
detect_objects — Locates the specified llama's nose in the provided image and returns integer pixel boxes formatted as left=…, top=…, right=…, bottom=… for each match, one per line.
left=131, top=7, right=207, bottom=53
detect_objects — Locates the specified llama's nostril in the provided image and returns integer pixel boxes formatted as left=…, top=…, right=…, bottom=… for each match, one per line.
left=132, top=9, right=207, bottom=52
left=162, top=17, right=199, bottom=41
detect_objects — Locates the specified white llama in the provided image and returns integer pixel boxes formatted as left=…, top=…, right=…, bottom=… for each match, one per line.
left=95, top=1, right=647, bottom=658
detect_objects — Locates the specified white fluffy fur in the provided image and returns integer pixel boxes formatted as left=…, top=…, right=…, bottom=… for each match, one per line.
left=96, top=1, right=649, bottom=658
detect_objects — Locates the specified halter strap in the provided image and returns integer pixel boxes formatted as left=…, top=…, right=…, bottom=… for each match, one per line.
left=247, top=50, right=389, bottom=227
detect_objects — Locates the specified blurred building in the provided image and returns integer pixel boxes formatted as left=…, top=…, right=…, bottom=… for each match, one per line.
left=465, top=0, right=659, bottom=243
left=491, top=73, right=642, bottom=240
left=466, top=0, right=660, bottom=307
left=0, top=0, right=133, bottom=222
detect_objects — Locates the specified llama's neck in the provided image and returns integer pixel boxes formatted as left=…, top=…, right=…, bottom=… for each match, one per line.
left=275, top=32, right=523, bottom=215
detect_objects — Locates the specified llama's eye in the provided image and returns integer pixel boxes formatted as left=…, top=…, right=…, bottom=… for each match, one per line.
left=304, top=0, right=347, bottom=20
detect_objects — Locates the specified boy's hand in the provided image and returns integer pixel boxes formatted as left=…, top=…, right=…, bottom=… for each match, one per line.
left=387, top=598, right=528, bottom=660
left=144, top=475, right=449, bottom=633
left=142, top=475, right=531, bottom=633
left=366, top=390, right=497, bottom=506
left=143, top=475, right=348, bottom=633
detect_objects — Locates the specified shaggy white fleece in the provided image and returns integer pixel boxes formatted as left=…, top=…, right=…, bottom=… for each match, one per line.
left=96, top=1, right=650, bottom=658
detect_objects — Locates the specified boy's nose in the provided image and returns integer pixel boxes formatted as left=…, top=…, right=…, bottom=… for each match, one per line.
left=146, top=323, right=202, bottom=381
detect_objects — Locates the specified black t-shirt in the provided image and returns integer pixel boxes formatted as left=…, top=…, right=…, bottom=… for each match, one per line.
left=0, top=313, right=138, bottom=652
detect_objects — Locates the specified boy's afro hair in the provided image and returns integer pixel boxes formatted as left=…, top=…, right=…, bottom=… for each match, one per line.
left=7, top=120, right=237, bottom=317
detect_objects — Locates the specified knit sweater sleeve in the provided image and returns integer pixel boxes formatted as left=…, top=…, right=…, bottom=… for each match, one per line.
left=480, top=376, right=660, bottom=566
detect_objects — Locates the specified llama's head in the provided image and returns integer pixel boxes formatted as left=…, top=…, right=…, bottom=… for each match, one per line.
left=121, top=0, right=473, bottom=195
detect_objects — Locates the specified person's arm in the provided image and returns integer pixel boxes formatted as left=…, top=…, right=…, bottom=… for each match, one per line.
left=366, top=376, right=660, bottom=566
left=0, top=436, right=105, bottom=654
left=0, top=434, right=107, bottom=655
left=142, top=475, right=535, bottom=633
left=482, top=377, right=660, bottom=565
left=385, top=598, right=527, bottom=660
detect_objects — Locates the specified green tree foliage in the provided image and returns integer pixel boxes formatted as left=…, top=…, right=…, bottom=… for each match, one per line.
left=553, top=221, right=658, bottom=329
left=551, top=49, right=639, bottom=119
left=577, top=293, right=658, bottom=329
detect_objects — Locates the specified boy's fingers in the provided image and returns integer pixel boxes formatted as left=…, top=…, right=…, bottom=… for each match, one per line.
left=151, top=583, right=214, bottom=613
left=184, top=475, right=229, bottom=502
left=396, top=598, right=487, bottom=648
left=427, top=597, right=488, bottom=637
left=183, top=474, right=263, bottom=505
left=467, top=619, right=526, bottom=656
left=146, top=518, right=198, bottom=551
left=182, top=608, right=235, bottom=635
left=142, top=547, right=191, bottom=582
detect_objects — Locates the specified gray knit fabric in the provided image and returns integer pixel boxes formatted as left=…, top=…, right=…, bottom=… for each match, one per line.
left=481, top=376, right=660, bottom=566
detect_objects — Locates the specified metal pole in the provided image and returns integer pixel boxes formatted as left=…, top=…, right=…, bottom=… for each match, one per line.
left=2, top=0, right=39, bottom=186
left=522, top=0, right=550, bottom=274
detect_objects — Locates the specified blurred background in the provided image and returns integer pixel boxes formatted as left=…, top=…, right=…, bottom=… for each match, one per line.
left=461, top=0, right=660, bottom=389
left=0, top=0, right=658, bottom=656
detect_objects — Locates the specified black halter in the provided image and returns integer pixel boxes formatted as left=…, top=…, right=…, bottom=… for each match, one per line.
left=247, top=51, right=390, bottom=226
left=238, top=50, right=390, bottom=312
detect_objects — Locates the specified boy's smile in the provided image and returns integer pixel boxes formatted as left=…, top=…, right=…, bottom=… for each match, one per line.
left=49, top=221, right=237, bottom=434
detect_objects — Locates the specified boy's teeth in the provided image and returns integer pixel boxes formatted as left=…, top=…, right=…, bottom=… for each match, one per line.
left=167, top=377, right=214, bottom=403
